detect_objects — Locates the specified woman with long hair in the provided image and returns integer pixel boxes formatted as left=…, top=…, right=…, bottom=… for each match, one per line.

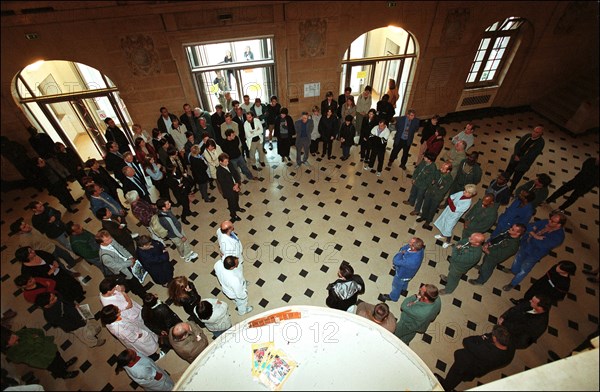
left=167, top=276, right=201, bottom=322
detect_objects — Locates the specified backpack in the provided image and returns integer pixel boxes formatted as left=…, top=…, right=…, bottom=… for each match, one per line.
left=150, top=214, right=168, bottom=238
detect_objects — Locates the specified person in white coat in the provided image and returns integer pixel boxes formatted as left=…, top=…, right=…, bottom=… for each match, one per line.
left=434, top=184, right=477, bottom=248
left=99, top=276, right=142, bottom=322
left=116, top=349, right=174, bottom=391
left=100, top=304, right=163, bottom=360
left=214, top=255, right=253, bottom=316
left=194, top=298, right=233, bottom=338
left=244, top=111, right=266, bottom=169
left=217, top=220, right=243, bottom=273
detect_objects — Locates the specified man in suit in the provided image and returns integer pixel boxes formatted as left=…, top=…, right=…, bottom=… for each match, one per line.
left=180, top=103, right=201, bottom=138
left=104, top=141, right=127, bottom=182
left=216, top=153, right=246, bottom=222
left=104, top=118, right=131, bottom=153
left=156, top=106, right=179, bottom=134
left=85, top=158, right=121, bottom=202
left=122, top=166, right=151, bottom=203
left=388, top=109, right=420, bottom=170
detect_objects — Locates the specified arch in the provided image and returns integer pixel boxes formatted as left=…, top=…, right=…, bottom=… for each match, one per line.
left=339, top=25, right=418, bottom=116
left=12, top=60, right=134, bottom=161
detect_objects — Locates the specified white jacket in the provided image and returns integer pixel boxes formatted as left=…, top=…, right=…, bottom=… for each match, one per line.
left=214, top=258, right=247, bottom=300
left=243, top=118, right=264, bottom=149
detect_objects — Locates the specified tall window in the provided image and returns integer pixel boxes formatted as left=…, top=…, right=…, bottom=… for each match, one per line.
left=466, top=16, right=525, bottom=87
left=340, top=26, right=417, bottom=116
left=185, top=37, right=276, bottom=112
left=14, top=60, right=132, bottom=161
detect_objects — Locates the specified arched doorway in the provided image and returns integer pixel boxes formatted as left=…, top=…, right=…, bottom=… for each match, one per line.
left=13, top=60, right=133, bottom=161
left=340, top=26, right=417, bottom=116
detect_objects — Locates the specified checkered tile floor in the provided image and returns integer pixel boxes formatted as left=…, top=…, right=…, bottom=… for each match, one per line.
left=1, top=110, right=598, bottom=390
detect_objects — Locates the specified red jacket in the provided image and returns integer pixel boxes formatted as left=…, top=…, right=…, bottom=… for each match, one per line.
left=22, top=277, right=57, bottom=303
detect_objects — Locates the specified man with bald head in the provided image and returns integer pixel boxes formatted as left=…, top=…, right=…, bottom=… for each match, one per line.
left=168, top=321, right=208, bottom=363
left=217, top=220, right=244, bottom=273
left=505, top=125, right=545, bottom=193
left=439, top=232, right=485, bottom=295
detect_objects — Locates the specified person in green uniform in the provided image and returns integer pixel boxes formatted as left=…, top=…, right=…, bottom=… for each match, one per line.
left=439, top=233, right=485, bottom=294
left=468, top=224, right=526, bottom=286
left=417, top=162, right=454, bottom=229
left=394, top=284, right=442, bottom=345
left=514, top=173, right=551, bottom=210
left=0, top=326, right=79, bottom=379
left=448, top=152, right=483, bottom=196
left=461, top=194, right=498, bottom=239
left=404, top=152, right=439, bottom=216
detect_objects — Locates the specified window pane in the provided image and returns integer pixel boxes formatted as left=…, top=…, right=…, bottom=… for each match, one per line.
left=483, top=60, right=494, bottom=71
left=491, top=59, right=501, bottom=70
left=76, top=63, right=107, bottom=90
left=480, top=38, right=490, bottom=50
left=467, top=72, right=477, bottom=83
left=486, top=69, right=497, bottom=80
left=476, top=50, right=486, bottom=61
left=472, top=61, right=482, bottom=73
left=16, top=77, right=33, bottom=98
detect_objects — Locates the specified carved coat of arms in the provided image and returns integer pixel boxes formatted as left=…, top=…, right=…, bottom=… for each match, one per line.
left=299, top=19, right=327, bottom=58
left=120, top=34, right=161, bottom=76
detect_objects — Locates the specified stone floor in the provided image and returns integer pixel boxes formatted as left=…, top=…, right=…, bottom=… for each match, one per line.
left=0, top=110, right=598, bottom=390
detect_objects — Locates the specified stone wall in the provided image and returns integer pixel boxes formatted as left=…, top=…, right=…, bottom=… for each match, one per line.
left=1, top=1, right=597, bottom=156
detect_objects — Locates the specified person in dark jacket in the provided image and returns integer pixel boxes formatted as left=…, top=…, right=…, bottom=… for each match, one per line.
left=216, top=153, right=245, bottom=222
left=34, top=157, right=77, bottom=212
left=265, top=96, right=281, bottom=151
left=188, top=144, right=215, bottom=203
left=135, top=235, right=174, bottom=286
left=513, top=260, right=576, bottom=306
left=168, top=276, right=202, bottom=323
left=339, top=115, right=355, bottom=161
left=498, top=295, right=551, bottom=349
left=104, top=117, right=131, bottom=153
left=546, top=156, right=599, bottom=210
left=505, top=126, right=545, bottom=192
left=359, top=109, right=378, bottom=163
left=376, top=94, right=395, bottom=125
left=319, top=108, right=339, bottom=160
left=438, top=325, right=515, bottom=391
left=274, top=108, right=295, bottom=162
left=85, top=158, right=122, bottom=202
left=325, top=261, right=365, bottom=311
left=416, top=115, right=440, bottom=165
left=35, top=292, right=105, bottom=348
left=141, top=292, right=182, bottom=350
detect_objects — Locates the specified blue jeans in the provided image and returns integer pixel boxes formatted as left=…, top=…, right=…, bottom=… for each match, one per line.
left=53, top=243, right=77, bottom=268
left=389, top=274, right=411, bottom=301
left=509, top=251, right=538, bottom=287
left=341, top=144, right=351, bottom=158
left=230, top=155, right=254, bottom=180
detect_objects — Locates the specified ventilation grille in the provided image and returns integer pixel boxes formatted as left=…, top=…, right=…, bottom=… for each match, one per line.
left=461, top=94, right=492, bottom=106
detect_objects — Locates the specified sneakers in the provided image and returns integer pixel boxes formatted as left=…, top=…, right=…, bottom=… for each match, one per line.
left=183, top=252, right=199, bottom=262
left=376, top=172, right=381, bottom=177
left=434, top=234, right=445, bottom=240
left=157, top=350, right=166, bottom=360
left=439, top=274, right=448, bottom=282
left=238, top=306, right=254, bottom=316
left=363, top=165, right=371, bottom=171
left=131, top=232, right=139, bottom=239
left=502, top=284, right=514, bottom=291
left=442, top=242, right=451, bottom=249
